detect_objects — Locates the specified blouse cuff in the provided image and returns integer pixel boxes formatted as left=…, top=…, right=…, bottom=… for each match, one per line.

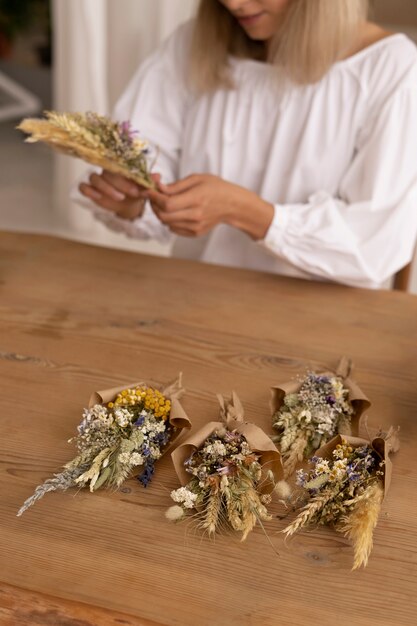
left=81, top=195, right=172, bottom=244
left=90, top=202, right=151, bottom=239
left=258, top=203, right=291, bottom=255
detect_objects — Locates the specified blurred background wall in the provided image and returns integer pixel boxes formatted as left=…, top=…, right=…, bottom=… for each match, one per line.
left=375, top=0, right=417, bottom=24
left=0, top=0, right=416, bottom=289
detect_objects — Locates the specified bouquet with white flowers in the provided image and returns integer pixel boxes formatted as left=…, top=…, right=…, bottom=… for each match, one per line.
left=18, top=375, right=190, bottom=516
left=271, top=357, right=370, bottom=478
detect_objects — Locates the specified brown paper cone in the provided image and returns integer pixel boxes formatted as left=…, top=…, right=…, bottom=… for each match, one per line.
left=270, top=356, right=371, bottom=437
left=171, top=392, right=283, bottom=494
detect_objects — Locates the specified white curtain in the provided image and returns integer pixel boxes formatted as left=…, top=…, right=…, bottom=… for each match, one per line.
left=51, top=0, right=196, bottom=254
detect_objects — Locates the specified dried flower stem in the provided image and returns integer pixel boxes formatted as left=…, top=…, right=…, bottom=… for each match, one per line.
left=201, top=490, right=221, bottom=536
left=283, top=489, right=335, bottom=537
left=283, top=434, right=307, bottom=479
left=17, top=465, right=88, bottom=517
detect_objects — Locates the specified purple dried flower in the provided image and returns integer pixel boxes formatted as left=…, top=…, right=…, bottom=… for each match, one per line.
left=119, top=120, right=139, bottom=142
left=138, top=460, right=155, bottom=487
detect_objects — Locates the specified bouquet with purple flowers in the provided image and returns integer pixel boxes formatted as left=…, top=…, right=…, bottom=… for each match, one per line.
left=17, top=111, right=155, bottom=188
left=283, top=431, right=399, bottom=569
left=17, top=375, right=190, bottom=516
left=271, top=357, right=370, bottom=478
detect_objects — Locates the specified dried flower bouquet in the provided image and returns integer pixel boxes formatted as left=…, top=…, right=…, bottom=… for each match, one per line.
left=17, top=110, right=155, bottom=188
left=271, top=357, right=370, bottom=478
left=167, top=393, right=283, bottom=541
left=283, top=430, right=399, bottom=569
left=18, top=375, right=190, bottom=516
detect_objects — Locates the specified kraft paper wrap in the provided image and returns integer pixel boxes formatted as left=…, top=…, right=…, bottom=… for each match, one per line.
left=89, top=374, right=191, bottom=449
left=270, top=356, right=371, bottom=436
left=314, top=430, right=400, bottom=497
left=171, top=392, right=283, bottom=494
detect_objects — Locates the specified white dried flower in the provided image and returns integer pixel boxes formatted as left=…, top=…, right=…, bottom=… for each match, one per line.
left=114, top=408, right=132, bottom=428
left=149, top=446, right=162, bottom=460
left=130, top=453, right=144, bottom=466
left=316, top=459, right=330, bottom=473
left=171, top=487, right=197, bottom=509
left=300, top=409, right=312, bottom=424
left=204, top=441, right=227, bottom=457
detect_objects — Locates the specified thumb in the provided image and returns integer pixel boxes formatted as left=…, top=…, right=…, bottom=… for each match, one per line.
left=151, top=172, right=162, bottom=186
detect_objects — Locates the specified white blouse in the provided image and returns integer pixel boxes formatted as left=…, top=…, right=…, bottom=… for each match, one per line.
left=74, top=21, right=417, bottom=289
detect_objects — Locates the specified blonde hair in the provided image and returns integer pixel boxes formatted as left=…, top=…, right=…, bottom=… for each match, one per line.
left=190, top=0, right=369, bottom=91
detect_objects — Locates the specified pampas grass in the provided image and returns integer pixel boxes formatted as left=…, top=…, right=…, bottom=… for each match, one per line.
left=165, top=506, right=185, bottom=522
left=338, top=481, right=384, bottom=570
left=274, top=480, right=292, bottom=500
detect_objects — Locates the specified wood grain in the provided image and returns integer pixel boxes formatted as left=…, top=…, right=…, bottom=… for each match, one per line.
left=0, top=232, right=416, bottom=626
left=0, top=582, right=158, bottom=626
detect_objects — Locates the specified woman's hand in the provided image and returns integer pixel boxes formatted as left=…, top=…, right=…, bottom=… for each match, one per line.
left=145, top=174, right=274, bottom=240
left=79, top=171, right=161, bottom=220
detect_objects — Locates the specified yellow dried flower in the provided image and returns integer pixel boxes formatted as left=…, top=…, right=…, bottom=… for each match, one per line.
left=113, top=385, right=171, bottom=419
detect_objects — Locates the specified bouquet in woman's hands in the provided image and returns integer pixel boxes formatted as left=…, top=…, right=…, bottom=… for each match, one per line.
left=271, top=357, right=370, bottom=478
left=167, top=393, right=283, bottom=541
left=18, top=375, right=190, bottom=516
left=283, top=429, right=399, bottom=569
left=17, top=110, right=155, bottom=188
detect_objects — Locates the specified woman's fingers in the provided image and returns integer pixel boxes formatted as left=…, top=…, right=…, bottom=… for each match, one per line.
left=79, top=182, right=102, bottom=202
left=89, top=172, right=127, bottom=201
left=169, top=226, right=197, bottom=237
left=79, top=183, right=127, bottom=212
left=89, top=169, right=155, bottom=200
left=147, top=188, right=197, bottom=213
left=101, top=170, right=144, bottom=198
left=155, top=208, right=202, bottom=225
left=151, top=173, right=162, bottom=186
left=159, top=174, right=202, bottom=195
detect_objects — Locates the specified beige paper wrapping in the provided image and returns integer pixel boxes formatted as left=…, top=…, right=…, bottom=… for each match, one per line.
left=270, top=356, right=371, bottom=436
left=89, top=374, right=191, bottom=452
left=314, top=430, right=400, bottom=497
left=171, top=392, right=283, bottom=494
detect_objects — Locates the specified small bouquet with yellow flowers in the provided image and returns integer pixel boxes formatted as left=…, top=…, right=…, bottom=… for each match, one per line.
left=167, top=393, right=283, bottom=541
left=17, top=110, right=155, bottom=188
left=17, top=375, right=190, bottom=516
left=282, top=430, right=399, bottom=569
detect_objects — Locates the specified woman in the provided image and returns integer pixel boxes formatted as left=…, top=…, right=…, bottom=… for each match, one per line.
left=75, top=0, right=417, bottom=289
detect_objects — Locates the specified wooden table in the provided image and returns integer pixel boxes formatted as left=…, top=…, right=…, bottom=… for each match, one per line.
left=1, top=231, right=416, bottom=626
